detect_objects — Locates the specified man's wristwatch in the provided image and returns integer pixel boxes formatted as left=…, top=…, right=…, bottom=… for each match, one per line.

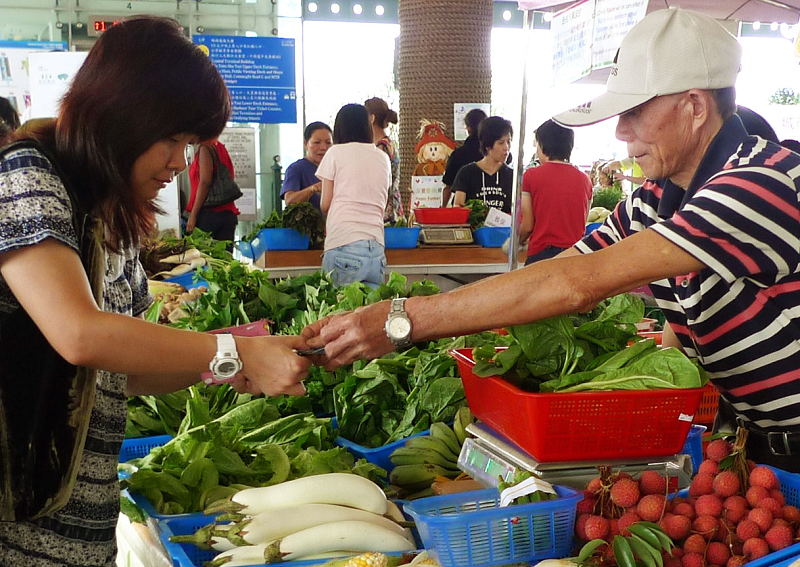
left=204, top=334, right=243, bottom=385
left=385, top=297, right=413, bottom=350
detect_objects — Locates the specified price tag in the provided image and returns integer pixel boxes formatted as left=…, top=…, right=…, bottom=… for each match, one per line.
left=484, top=207, right=512, bottom=227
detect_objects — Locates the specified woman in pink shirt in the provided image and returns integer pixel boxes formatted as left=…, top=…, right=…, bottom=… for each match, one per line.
left=316, top=104, right=391, bottom=288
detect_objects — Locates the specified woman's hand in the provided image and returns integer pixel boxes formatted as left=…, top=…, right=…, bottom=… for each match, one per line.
left=233, top=335, right=312, bottom=396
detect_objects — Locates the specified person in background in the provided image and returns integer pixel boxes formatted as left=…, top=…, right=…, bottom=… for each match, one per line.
left=600, top=156, right=646, bottom=187
left=781, top=138, right=800, bottom=154
left=185, top=138, right=239, bottom=249
left=519, top=119, right=593, bottom=265
left=303, top=9, right=800, bottom=472
left=0, top=17, right=311, bottom=566
left=441, top=108, right=486, bottom=206
left=317, top=104, right=390, bottom=289
left=0, top=97, right=20, bottom=134
left=451, top=116, right=513, bottom=215
left=281, top=121, right=332, bottom=211
left=364, top=97, right=404, bottom=223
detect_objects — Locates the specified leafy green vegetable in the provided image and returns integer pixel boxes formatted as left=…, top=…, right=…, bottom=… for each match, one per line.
left=244, top=203, right=325, bottom=248
left=592, top=186, right=625, bottom=211
left=464, top=199, right=489, bottom=230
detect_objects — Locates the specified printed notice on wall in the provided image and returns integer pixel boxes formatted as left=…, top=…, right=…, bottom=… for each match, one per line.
left=0, top=40, right=67, bottom=119
left=551, top=0, right=594, bottom=86
left=195, top=36, right=297, bottom=124
left=219, top=127, right=258, bottom=220
left=453, top=103, right=491, bottom=141
left=592, top=0, right=648, bottom=69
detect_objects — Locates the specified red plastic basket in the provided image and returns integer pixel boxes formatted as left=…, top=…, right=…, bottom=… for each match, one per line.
left=694, top=384, right=719, bottom=426
left=451, top=348, right=705, bottom=463
left=413, top=207, right=470, bottom=225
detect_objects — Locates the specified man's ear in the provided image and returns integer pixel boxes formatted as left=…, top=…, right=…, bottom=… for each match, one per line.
left=685, top=89, right=719, bottom=132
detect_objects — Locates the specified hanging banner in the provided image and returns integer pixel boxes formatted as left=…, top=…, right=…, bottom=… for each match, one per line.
left=592, top=0, right=648, bottom=69
left=194, top=35, right=297, bottom=124
left=218, top=127, right=258, bottom=220
left=28, top=52, right=87, bottom=119
left=551, top=0, right=595, bottom=86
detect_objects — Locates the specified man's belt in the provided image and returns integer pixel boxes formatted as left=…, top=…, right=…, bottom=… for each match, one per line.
left=739, top=420, right=800, bottom=456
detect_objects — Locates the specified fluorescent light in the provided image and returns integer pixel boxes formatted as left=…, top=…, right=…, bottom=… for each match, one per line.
left=331, top=3, right=340, bottom=14
left=753, top=21, right=761, bottom=30
left=353, top=3, right=363, bottom=15
left=375, top=4, right=385, bottom=16
left=770, top=22, right=779, bottom=31
left=502, top=10, right=512, bottom=21
left=308, top=2, right=318, bottom=12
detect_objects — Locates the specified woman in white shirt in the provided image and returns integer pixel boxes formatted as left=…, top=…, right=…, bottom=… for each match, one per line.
left=316, top=104, right=391, bottom=288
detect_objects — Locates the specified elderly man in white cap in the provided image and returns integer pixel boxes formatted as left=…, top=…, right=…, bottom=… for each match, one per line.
left=304, top=9, right=800, bottom=470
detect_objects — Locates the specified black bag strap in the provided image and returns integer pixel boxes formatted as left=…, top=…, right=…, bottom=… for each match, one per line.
left=0, top=139, right=104, bottom=521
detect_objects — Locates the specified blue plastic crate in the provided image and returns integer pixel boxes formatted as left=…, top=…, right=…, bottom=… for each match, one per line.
left=159, top=514, right=420, bottom=567
left=403, top=486, right=580, bottom=567
left=237, top=228, right=310, bottom=259
left=473, top=227, right=510, bottom=248
left=332, top=417, right=431, bottom=474
left=679, top=424, right=706, bottom=474
left=119, top=435, right=172, bottom=463
left=385, top=227, right=421, bottom=249
left=584, top=222, right=603, bottom=236
left=163, top=269, right=208, bottom=290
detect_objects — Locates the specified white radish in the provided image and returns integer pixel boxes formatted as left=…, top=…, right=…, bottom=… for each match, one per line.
left=161, top=248, right=203, bottom=264
left=206, top=473, right=387, bottom=516
left=266, top=520, right=415, bottom=562
left=228, top=503, right=410, bottom=546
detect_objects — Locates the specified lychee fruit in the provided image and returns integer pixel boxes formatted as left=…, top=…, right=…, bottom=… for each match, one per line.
left=586, top=477, right=603, bottom=496
left=672, top=548, right=685, bottom=559
left=769, top=489, right=786, bottom=507
left=758, top=497, right=783, bottom=518
left=577, top=497, right=596, bottom=515
left=684, top=534, right=708, bottom=554
left=673, top=501, right=697, bottom=520
left=693, top=515, right=720, bottom=540
left=706, top=439, right=733, bottom=462
left=617, top=511, right=641, bottom=536
left=585, top=515, right=610, bottom=540
left=712, top=471, right=741, bottom=498
left=696, top=494, right=724, bottom=517
left=640, top=470, right=667, bottom=495
left=637, top=494, right=666, bottom=522
left=773, top=518, right=790, bottom=528
left=575, top=513, right=590, bottom=540
left=611, top=478, right=640, bottom=508
left=698, top=459, right=720, bottom=476
left=746, top=485, right=770, bottom=508
left=664, top=513, right=693, bottom=541
left=726, top=556, right=746, bottom=567
left=609, top=518, right=620, bottom=537
left=682, top=552, right=705, bottom=567
left=723, top=495, right=749, bottom=523
left=736, top=519, right=761, bottom=542
left=690, top=473, right=715, bottom=497
left=748, top=507, right=773, bottom=533
left=749, top=467, right=779, bottom=491
left=742, top=538, right=769, bottom=559
left=706, top=542, right=730, bottom=566
left=782, top=505, right=800, bottom=523
left=665, top=555, right=682, bottom=567
left=764, top=524, right=793, bottom=551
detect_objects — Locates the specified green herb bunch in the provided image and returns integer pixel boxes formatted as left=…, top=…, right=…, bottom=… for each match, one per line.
left=464, top=199, right=490, bottom=230
left=592, top=186, right=625, bottom=211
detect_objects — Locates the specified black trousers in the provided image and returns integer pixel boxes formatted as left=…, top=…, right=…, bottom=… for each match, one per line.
left=195, top=209, right=237, bottom=252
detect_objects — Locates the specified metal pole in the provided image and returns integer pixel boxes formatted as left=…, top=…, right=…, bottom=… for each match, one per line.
left=508, top=9, right=534, bottom=272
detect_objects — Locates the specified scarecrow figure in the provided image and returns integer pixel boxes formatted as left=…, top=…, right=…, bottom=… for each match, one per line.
left=413, top=119, right=456, bottom=176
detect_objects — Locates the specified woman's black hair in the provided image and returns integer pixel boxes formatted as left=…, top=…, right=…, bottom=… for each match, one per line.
left=50, top=16, right=230, bottom=252
left=478, top=116, right=513, bottom=156
left=534, top=119, right=574, bottom=162
left=332, top=104, right=372, bottom=145
left=0, top=97, right=21, bottom=130
left=304, top=121, right=332, bottom=142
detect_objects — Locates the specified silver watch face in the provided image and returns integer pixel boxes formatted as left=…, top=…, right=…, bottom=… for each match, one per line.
left=215, top=359, right=240, bottom=378
left=388, top=316, right=412, bottom=339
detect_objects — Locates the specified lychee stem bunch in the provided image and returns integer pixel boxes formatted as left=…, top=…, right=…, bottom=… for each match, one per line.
left=577, top=521, right=674, bottom=567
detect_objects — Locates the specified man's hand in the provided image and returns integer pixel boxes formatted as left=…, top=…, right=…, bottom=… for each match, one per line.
left=233, top=335, right=312, bottom=396
left=301, top=302, right=395, bottom=368
left=186, top=216, right=197, bottom=234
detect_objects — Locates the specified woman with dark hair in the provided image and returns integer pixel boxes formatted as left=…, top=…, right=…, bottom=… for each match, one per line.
left=281, top=121, right=332, bottom=210
left=451, top=116, right=514, bottom=214
left=364, top=97, right=404, bottom=222
left=316, top=103, right=391, bottom=288
left=0, top=96, right=20, bottom=132
left=519, top=119, right=592, bottom=265
left=0, top=16, right=310, bottom=565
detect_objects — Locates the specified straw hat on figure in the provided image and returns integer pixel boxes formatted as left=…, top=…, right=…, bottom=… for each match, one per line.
left=413, top=119, right=456, bottom=176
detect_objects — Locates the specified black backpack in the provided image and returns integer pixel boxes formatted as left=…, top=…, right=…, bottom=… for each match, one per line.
left=0, top=140, right=105, bottom=521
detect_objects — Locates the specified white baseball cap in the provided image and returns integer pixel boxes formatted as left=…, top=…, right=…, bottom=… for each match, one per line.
left=553, top=8, right=742, bottom=127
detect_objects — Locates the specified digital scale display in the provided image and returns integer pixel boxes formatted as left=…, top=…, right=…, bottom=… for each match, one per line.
left=88, top=17, right=121, bottom=37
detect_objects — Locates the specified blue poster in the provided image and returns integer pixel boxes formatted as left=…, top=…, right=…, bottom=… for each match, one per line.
left=194, top=35, right=297, bottom=124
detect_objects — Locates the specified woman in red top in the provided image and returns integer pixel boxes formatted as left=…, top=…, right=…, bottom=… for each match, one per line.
left=520, top=119, right=592, bottom=265
left=186, top=139, right=239, bottom=248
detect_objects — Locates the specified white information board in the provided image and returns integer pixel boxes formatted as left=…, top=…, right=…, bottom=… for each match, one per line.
left=0, top=40, right=67, bottom=119
left=453, top=103, right=491, bottom=141
left=28, top=51, right=87, bottom=118
left=218, top=127, right=258, bottom=220
left=411, top=175, right=445, bottom=209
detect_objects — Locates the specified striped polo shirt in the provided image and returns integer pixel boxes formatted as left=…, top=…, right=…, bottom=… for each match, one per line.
left=575, top=116, right=800, bottom=431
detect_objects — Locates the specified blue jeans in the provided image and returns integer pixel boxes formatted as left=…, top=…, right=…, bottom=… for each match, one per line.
left=323, top=239, right=386, bottom=289
left=525, top=245, right=566, bottom=265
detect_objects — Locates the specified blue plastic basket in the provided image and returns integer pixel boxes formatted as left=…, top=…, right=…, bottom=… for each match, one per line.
left=237, top=228, right=310, bottom=259
left=679, top=424, right=706, bottom=474
left=385, top=227, right=421, bottom=249
left=163, top=269, right=208, bottom=290
left=403, top=486, right=580, bottom=567
left=159, top=514, right=420, bottom=567
left=473, top=227, right=510, bottom=248
left=119, top=435, right=172, bottom=463
left=331, top=417, right=431, bottom=474
left=584, top=222, right=603, bottom=236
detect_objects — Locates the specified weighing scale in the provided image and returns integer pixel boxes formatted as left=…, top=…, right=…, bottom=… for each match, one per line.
left=419, top=224, right=474, bottom=245
left=458, top=422, right=693, bottom=491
